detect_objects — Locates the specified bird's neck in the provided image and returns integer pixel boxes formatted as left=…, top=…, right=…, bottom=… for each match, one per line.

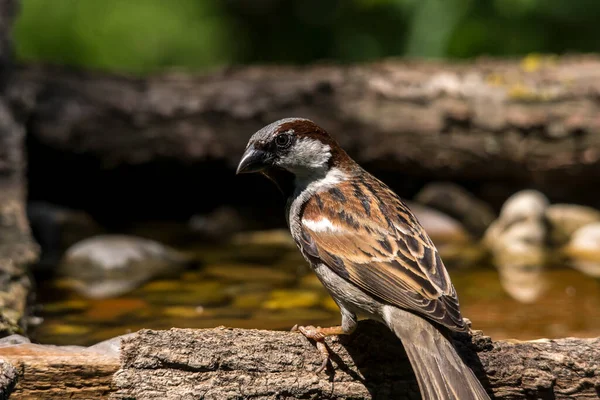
left=260, top=167, right=296, bottom=199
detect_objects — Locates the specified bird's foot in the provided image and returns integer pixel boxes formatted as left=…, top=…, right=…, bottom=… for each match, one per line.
left=291, top=324, right=343, bottom=373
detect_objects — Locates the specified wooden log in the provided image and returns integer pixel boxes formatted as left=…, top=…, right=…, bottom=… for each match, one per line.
left=0, top=358, right=17, bottom=400
left=0, top=342, right=119, bottom=399
left=1, top=323, right=598, bottom=399
left=110, top=322, right=600, bottom=400
left=9, top=55, right=600, bottom=220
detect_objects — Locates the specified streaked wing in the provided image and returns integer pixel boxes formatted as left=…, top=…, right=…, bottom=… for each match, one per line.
left=298, top=176, right=466, bottom=331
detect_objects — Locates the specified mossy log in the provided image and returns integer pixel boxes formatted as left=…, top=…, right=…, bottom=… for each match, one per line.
left=10, top=55, right=600, bottom=220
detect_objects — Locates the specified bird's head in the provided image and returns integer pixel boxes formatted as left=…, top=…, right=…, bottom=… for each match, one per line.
left=236, top=118, right=352, bottom=185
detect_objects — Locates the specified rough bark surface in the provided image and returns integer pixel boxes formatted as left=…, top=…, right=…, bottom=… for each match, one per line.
left=0, top=0, right=39, bottom=336
left=0, top=343, right=119, bottom=399
left=112, top=321, right=600, bottom=400
left=0, top=359, right=17, bottom=400
left=10, top=55, right=600, bottom=220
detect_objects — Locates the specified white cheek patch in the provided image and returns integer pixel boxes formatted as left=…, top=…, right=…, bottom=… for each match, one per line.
left=302, top=217, right=343, bottom=233
left=282, top=138, right=331, bottom=169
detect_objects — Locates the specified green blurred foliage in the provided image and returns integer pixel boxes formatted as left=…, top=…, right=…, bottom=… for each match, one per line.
left=13, top=0, right=600, bottom=75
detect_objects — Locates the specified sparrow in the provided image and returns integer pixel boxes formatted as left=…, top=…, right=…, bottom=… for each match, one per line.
left=236, top=118, right=490, bottom=400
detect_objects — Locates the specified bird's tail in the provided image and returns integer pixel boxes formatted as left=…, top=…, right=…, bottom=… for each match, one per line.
left=383, top=306, right=491, bottom=400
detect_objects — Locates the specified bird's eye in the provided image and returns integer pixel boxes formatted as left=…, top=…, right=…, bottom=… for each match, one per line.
left=275, top=133, right=292, bottom=148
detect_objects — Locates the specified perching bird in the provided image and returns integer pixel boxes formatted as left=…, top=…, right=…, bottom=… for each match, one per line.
left=236, top=118, right=490, bottom=400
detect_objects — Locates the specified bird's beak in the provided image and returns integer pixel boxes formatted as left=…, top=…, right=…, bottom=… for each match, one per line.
left=236, top=145, right=271, bottom=174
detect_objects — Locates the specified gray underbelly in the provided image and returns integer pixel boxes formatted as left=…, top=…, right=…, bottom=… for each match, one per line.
left=313, top=263, right=385, bottom=323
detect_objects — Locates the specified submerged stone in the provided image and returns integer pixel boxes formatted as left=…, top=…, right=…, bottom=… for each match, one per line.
left=483, top=190, right=550, bottom=303
left=564, top=222, right=600, bottom=278
left=58, top=235, right=191, bottom=299
left=406, top=202, right=471, bottom=245
left=546, top=204, right=600, bottom=246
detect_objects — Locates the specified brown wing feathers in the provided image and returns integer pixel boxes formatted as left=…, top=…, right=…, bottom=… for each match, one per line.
left=299, top=175, right=467, bottom=332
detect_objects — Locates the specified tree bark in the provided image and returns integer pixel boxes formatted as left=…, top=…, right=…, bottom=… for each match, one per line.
left=110, top=322, right=600, bottom=400
left=10, top=55, right=600, bottom=221
left=0, top=0, right=39, bottom=336
left=1, top=323, right=598, bottom=399
left=0, top=342, right=118, bottom=399
left=0, top=359, right=17, bottom=400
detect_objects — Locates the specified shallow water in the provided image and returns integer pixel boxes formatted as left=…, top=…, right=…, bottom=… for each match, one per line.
left=31, top=229, right=600, bottom=346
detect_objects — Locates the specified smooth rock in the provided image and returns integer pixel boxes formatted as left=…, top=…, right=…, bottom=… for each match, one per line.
left=406, top=202, right=471, bottom=244
left=546, top=204, right=600, bottom=246
left=496, top=263, right=548, bottom=304
left=483, top=190, right=550, bottom=303
left=0, top=334, right=30, bottom=347
left=58, top=235, right=191, bottom=299
left=563, top=222, right=600, bottom=278
left=483, top=189, right=550, bottom=251
left=498, top=189, right=549, bottom=222
left=86, top=333, right=135, bottom=357
left=415, top=182, right=496, bottom=237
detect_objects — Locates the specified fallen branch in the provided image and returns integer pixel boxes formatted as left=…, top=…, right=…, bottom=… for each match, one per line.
left=111, top=321, right=600, bottom=400
left=1, top=322, right=598, bottom=399
left=0, top=342, right=119, bottom=399
left=10, top=55, right=600, bottom=216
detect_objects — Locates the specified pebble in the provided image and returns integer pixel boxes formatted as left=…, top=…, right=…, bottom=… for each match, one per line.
left=483, top=190, right=550, bottom=303
left=87, top=333, right=136, bottom=357
left=563, top=222, right=600, bottom=278
left=406, top=202, right=471, bottom=244
left=546, top=204, right=600, bottom=246
left=58, top=234, right=191, bottom=299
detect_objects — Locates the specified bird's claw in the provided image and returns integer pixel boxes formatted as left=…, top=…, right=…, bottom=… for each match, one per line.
left=291, top=324, right=330, bottom=372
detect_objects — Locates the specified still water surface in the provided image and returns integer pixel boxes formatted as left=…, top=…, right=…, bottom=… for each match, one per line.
left=32, top=229, right=600, bottom=346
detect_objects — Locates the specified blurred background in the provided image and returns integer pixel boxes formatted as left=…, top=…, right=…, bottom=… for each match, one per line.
left=14, top=0, right=600, bottom=73
left=10, top=0, right=600, bottom=347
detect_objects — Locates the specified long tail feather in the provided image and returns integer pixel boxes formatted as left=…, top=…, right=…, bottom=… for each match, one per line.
left=383, top=306, right=491, bottom=400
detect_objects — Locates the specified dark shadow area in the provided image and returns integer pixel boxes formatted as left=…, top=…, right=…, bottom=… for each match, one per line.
left=330, top=320, right=494, bottom=400
left=25, top=128, right=287, bottom=229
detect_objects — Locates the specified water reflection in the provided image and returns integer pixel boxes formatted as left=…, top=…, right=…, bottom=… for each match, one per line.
left=31, top=228, right=600, bottom=347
